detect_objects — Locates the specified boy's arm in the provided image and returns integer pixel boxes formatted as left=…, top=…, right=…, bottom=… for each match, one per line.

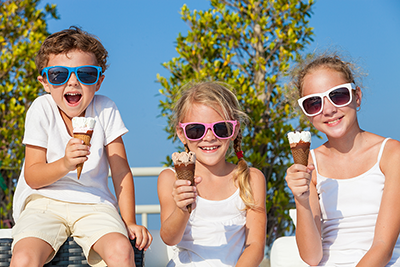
left=106, top=136, right=152, bottom=250
left=24, top=138, right=90, bottom=189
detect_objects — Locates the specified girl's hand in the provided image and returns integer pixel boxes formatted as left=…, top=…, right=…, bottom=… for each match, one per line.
left=63, top=138, right=90, bottom=171
left=285, top=163, right=314, bottom=201
left=127, top=224, right=153, bottom=251
left=172, top=176, right=201, bottom=212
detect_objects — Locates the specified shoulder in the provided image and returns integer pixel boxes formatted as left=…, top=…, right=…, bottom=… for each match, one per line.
left=27, top=94, right=54, bottom=112
left=377, top=137, right=400, bottom=177
left=158, top=168, right=176, bottom=182
left=157, top=168, right=176, bottom=191
left=248, top=167, right=266, bottom=188
left=92, top=94, right=117, bottom=109
left=25, top=94, right=57, bottom=127
left=381, top=138, right=400, bottom=162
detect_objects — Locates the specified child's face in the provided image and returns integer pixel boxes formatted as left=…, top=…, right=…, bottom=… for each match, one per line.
left=302, top=67, right=361, bottom=138
left=177, top=103, right=238, bottom=168
left=38, top=49, right=104, bottom=118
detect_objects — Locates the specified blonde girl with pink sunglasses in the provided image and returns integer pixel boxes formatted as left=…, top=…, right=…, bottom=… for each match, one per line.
left=157, top=81, right=266, bottom=267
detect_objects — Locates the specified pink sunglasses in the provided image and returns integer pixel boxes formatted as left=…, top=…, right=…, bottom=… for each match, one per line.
left=179, top=120, right=238, bottom=141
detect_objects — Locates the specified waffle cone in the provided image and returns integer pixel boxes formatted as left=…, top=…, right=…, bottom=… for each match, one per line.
left=174, top=163, right=195, bottom=213
left=74, top=132, right=93, bottom=179
left=290, top=142, right=310, bottom=166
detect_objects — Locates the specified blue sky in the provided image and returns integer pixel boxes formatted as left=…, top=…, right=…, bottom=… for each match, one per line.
left=37, top=0, right=400, bottom=229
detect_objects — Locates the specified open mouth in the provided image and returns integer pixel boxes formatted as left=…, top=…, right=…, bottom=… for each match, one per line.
left=65, top=93, right=82, bottom=105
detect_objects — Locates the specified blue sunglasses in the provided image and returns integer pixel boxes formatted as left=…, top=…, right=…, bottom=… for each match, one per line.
left=41, top=65, right=102, bottom=86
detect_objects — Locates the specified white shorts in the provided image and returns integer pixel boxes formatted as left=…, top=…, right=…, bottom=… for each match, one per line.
left=12, top=195, right=128, bottom=266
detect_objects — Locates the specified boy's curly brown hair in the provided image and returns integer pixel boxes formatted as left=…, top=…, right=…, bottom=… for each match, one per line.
left=35, top=26, right=108, bottom=74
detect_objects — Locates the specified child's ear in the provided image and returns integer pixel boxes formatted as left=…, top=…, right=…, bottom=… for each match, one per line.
left=231, top=121, right=241, bottom=140
left=95, top=75, right=105, bottom=92
left=355, top=86, right=362, bottom=108
left=177, top=127, right=187, bottom=144
left=38, top=75, right=51, bottom=93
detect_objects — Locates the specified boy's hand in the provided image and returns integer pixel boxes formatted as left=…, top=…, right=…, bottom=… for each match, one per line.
left=63, top=138, right=90, bottom=171
left=127, top=224, right=152, bottom=251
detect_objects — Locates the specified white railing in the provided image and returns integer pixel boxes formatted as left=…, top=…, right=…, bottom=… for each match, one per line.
left=111, top=167, right=165, bottom=228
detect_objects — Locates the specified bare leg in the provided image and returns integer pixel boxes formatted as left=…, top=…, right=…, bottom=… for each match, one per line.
left=93, top=232, right=136, bottom=267
left=10, top=237, right=54, bottom=267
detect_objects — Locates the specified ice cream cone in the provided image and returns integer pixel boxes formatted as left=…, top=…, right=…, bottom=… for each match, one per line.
left=172, top=152, right=196, bottom=213
left=290, top=141, right=310, bottom=166
left=74, top=131, right=93, bottom=179
left=72, top=117, right=96, bottom=179
left=287, top=131, right=311, bottom=166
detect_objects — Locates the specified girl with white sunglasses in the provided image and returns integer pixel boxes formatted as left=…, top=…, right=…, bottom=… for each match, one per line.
left=286, top=53, right=400, bottom=266
left=157, top=81, right=266, bottom=267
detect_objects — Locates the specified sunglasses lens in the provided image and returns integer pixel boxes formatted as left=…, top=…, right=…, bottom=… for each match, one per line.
left=213, top=122, right=233, bottom=138
left=185, top=124, right=206, bottom=140
left=302, top=97, right=322, bottom=115
left=77, top=67, right=99, bottom=84
left=329, top=87, right=351, bottom=106
left=48, top=67, right=69, bottom=84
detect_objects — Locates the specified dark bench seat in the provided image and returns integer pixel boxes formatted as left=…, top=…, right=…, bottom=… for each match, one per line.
left=0, top=237, right=144, bottom=267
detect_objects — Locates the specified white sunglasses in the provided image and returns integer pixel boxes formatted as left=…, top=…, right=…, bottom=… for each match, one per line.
left=298, top=83, right=356, bottom=116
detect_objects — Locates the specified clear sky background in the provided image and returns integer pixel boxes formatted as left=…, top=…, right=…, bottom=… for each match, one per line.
left=37, top=0, right=400, bottom=229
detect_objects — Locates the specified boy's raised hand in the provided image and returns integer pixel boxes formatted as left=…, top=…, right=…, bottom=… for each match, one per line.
left=127, top=224, right=153, bottom=251
left=63, top=138, right=91, bottom=172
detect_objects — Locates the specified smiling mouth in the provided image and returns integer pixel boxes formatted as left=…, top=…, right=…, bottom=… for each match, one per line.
left=200, top=146, right=219, bottom=151
left=326, top=116, right=343, bottom=125
left=65, top=93, right=82, bottom=104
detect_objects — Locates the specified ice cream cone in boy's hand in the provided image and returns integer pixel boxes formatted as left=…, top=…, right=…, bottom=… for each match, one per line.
left=172, top=151, right=196, bottom=213
left=72, top=117, right=96, bottom=179
left=287, top=131, right=311, bottom=166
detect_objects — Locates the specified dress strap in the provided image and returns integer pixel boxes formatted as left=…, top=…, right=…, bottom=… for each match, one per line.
left=377, top=138, right=391, bottom=163
left=310, top=149, right=318, bottom=173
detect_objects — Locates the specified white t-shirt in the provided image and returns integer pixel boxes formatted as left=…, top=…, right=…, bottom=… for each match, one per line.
left=13, top=94, right=128, bottom=222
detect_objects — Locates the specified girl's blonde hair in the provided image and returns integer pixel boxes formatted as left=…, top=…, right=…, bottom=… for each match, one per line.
left=173, top=81, right=255, bottom=210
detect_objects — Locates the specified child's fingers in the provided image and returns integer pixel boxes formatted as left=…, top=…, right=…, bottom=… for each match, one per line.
left=142, top=231, right=153, bottom=251
left=134, top=228, right=152, bottom=251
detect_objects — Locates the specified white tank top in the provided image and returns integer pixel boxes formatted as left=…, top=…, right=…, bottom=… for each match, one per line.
left=167, top=188, right=247, bottom=267
left=313, top=138, right=400, bottom=266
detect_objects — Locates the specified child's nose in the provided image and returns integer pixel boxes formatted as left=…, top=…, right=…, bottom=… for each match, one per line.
left=202, top=128, right=216, bottom=141
left=322, top=96, right=337, bottom=115
left=67, top=72, right=79, bottom=86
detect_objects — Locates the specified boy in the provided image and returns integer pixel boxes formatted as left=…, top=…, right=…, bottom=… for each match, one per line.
left=10, top=26, right=151, bottom=267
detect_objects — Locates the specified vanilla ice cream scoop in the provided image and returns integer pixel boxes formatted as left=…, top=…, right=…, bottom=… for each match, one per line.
left=287, top=131, right=311, bottom=144
left=72, top=117, right=96, bottom=133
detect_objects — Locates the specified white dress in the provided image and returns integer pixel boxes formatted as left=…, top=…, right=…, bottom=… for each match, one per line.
left=313, top=138, right=400, bottom=266
left=167, top=188, right=247, bottom=267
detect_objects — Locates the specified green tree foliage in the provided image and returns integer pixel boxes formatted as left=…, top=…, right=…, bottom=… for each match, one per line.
left=0, top=0, right=58, bottom=227
left=158, top=0, right=317, bottom=248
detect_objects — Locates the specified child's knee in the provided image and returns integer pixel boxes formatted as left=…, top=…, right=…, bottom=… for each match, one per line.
left=11, top=238, right=54, bottom=267
left=95, top=234, right=135, bottom=266
left=11, top=247, right=48, bottom=267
